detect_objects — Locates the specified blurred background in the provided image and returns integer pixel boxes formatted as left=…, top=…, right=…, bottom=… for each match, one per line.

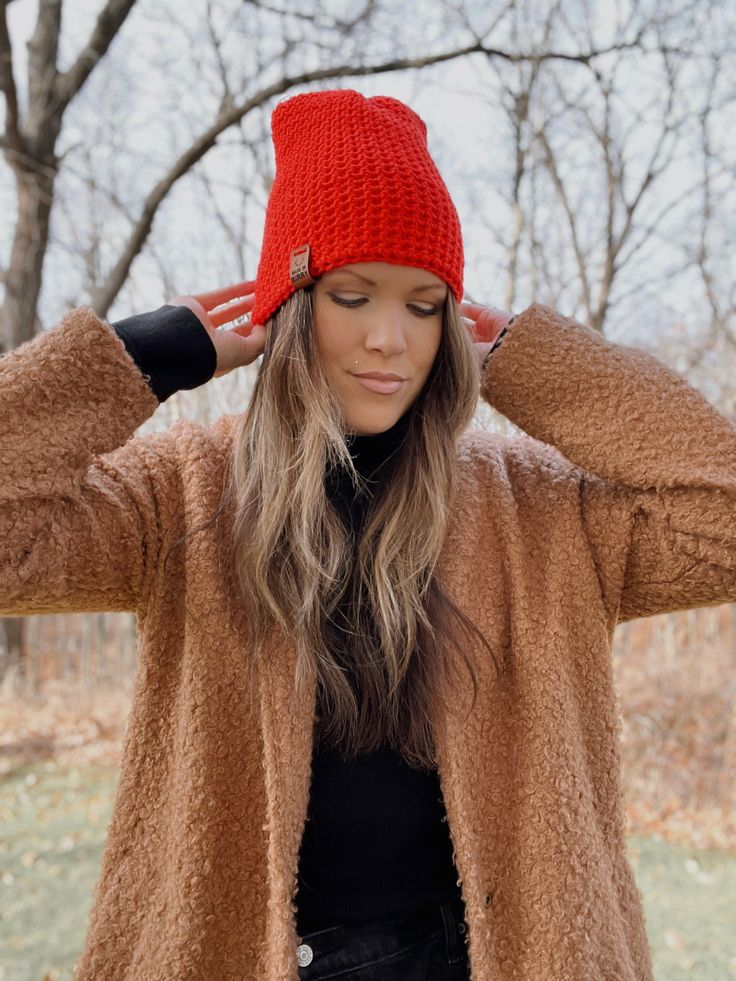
left=1, top=0, right=735, bottom=978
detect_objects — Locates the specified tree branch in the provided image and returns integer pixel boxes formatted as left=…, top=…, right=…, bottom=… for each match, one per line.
left=94, top=45, right=491, bottom=312
left=534, top=123, right=592, bottom=317
left=26, top=0, right=62, bottom=135
left=88, top=27, right=654, bottom=314
left=0, top=0, right=25, bottom=155
left=52, top=0, right=137, bottom=113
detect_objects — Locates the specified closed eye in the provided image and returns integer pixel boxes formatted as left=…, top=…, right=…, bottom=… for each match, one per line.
left=328, top=294, right=441, bottom=318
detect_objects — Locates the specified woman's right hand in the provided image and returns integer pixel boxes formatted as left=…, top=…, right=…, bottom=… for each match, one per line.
left=167, top=279, right=267, bottom=378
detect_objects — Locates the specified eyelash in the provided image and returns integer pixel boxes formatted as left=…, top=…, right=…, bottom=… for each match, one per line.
left=328, top=294, right=441, bottom=318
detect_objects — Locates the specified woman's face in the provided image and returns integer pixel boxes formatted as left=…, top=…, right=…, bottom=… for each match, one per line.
left=312, top=261, right=447, bottom=435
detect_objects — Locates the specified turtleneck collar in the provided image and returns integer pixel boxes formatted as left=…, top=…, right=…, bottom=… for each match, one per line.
left=325, top=410, right=412, bottom=527
left=344, top=409, right=412, bottom=479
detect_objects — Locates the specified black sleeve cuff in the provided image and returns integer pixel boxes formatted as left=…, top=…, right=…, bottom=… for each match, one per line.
left=110, top=304, right=217, bottom=403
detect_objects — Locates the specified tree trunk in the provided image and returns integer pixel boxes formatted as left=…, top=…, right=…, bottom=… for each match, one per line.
left=1, top=165, right=56, bottom=352
left=2, top=617, right=26, bottom=693
left=0, top=162, right=57, bottom=688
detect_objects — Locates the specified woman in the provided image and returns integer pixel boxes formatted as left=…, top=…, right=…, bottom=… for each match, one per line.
left=2, top=89, right=735, bottom=980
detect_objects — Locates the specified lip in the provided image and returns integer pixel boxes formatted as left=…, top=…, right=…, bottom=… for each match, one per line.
left=352, top=375, right=407, bottom=395
left=353, top=372, right=406, bottom=382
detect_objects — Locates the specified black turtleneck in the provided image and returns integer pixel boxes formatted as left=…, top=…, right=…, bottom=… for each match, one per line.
left=109, top=305, right=464, bottom=938
left=298, top=410, right=463, bottom=935
left=324, top=407, right=410, bottom=533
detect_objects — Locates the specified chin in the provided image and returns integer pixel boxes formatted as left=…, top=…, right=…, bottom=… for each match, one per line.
left=345, top=414, right=401, bottom=436
left=356, top=424, right=395, bottom=435
left=341, top=393, right=414, bottom=435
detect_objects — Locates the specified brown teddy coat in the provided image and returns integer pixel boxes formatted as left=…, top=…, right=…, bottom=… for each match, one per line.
left=2, top=303, right=734, bottom=979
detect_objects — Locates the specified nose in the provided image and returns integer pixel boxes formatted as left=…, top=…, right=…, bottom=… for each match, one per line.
left=364, top=303, right=410, bottom=355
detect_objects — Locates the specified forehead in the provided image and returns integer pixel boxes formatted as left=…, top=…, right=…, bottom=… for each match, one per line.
left=323, top=262, right=446, bottom=290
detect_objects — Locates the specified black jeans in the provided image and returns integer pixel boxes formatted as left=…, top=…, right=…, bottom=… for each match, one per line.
left=296, top=897, right=471, bottom=979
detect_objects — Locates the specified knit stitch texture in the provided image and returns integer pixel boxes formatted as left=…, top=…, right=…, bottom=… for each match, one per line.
left=252, top=89, right=464, bottom=325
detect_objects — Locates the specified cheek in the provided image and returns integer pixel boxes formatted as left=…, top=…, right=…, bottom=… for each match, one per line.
left=313, top=306, right=354, bottom=363
left=420, top=327, right=442, bottom=368
left=314, top=320, right=347, bottom=363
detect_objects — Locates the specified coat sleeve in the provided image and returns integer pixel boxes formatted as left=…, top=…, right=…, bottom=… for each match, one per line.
left=0, top=306, right=174, bottom=617
left=480, top=303, right=736, bottom=624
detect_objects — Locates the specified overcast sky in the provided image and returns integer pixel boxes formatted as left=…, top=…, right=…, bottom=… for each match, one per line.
left=3, top=0, right=734, bottom=361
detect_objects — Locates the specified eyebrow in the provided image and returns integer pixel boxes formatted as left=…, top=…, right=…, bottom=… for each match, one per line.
left=328, top=270, right=447, bottom=293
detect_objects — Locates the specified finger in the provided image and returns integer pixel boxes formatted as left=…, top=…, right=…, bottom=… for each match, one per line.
left=194, top=280, right=257, bottom=310
left=459, top=301, right=482, bottom=317
left=168, top=295, right=211, bottom=330
left=200, top=280, right=256, bottom=307
left=460, top=301, right=492, bottom=319
left=235, top=325, right=267, bottom=362
left=208, top=298, right=255, bottom=328
left=462, top=301, right=508, bottom=318
left=230, top=320, right=263, bottom=338
left=211, top=325, right=267, bottom=377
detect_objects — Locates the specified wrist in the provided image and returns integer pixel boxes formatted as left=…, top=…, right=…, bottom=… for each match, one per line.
left=111, top=304, right=217, bottom=402
left=481, top=314, right=517, bottom=372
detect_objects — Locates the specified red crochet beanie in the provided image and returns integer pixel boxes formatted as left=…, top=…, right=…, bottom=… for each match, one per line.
left=251, top=89, right=464, bottom=326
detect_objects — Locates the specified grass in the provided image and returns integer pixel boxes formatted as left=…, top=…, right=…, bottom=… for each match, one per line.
left=1, top=762, right=735, bottom=980
left=0, top=762, right=118, bottom=981
left=627, top=834, right=736, bottom=979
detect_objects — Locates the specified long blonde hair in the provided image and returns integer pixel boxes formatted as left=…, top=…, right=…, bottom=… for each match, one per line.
left=207, top=284, right=500, bottom=770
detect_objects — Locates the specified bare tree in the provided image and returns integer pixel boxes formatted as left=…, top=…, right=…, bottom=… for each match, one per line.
left=1, top=0, right=140, bottom=346
left=1, top=0, right=649, bottom=687
left=689, top=47, right=736, bottom=391
left=467, top=0, right=735, bottom=350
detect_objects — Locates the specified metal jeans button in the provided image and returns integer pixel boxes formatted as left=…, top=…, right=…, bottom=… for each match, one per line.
left=297, top=943, right=314, bottom=967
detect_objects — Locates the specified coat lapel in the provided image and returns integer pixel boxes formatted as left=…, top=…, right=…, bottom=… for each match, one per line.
left=254, top=494, right=504, bottom=980
left=257, top=622, right=317, bottom=977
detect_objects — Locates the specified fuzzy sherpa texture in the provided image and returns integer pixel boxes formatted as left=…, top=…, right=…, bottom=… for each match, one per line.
left=2, top=303, right=735, bottom=980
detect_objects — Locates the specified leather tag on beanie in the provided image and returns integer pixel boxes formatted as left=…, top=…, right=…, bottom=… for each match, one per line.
left=290, top=244, right=316, bottom=288
left=251, top=89, right=464, bottom=326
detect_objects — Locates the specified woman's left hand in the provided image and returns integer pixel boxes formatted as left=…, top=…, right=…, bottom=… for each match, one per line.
left=461, top=301, right=514, bottom=368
